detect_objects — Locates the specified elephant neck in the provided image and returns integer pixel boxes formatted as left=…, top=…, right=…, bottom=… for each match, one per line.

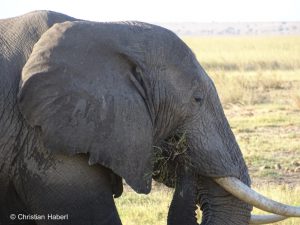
left=0, top=11, right=58, bottom=192
left=0, top=36, right=30, bottom=190
left=0, top=85, right=29, bottom=200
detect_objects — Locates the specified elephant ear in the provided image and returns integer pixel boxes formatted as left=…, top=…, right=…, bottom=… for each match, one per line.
left=18, top=21, right=155, bottom=194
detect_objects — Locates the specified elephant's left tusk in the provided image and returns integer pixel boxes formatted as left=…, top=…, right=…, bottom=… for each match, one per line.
left=214, top=177, right=300, bottom=217
left=250, top=214, right=288, bottom=224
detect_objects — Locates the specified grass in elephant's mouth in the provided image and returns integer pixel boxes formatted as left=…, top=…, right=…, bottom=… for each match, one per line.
left=152, top=132, right=189, bottom=187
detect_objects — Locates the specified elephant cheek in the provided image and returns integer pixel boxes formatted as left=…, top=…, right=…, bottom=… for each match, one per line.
left=186, top=126, right=248, bottom=183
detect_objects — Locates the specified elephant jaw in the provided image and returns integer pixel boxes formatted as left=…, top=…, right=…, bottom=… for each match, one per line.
left=214, top=177, right=300, bottom=224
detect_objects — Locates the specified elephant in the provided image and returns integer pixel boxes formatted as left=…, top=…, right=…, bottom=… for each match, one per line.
left=1, top=10, right=299, bottom=225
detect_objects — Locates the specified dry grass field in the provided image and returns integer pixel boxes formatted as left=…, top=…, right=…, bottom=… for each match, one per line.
left=115, top=36, right=300, bottom=225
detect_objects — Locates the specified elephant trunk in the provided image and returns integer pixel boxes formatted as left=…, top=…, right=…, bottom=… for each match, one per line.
left=167, top=165, right=199, bottom=225
left=198, top=176, right=251, bottom=225
left=195, top=139, right=252, bottom=225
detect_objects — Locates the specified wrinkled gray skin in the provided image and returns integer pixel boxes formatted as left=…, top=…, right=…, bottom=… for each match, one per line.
left=1, top=11, right=252, bottom=224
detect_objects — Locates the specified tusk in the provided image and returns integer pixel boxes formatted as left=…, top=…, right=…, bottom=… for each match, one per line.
left=250, top=214, right=288, bottom=224
left=214, top=177, right=300, bottom=217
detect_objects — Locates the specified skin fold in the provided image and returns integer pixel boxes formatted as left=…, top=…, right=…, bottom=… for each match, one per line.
left=1, top=11, right=252, bottom=224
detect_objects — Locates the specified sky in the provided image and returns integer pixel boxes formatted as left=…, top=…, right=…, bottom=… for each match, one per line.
left=1, top=0, right=300, bottom=22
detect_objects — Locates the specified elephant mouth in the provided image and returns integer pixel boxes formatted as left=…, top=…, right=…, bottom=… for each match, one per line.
left=214, top=177, right=300, bottom=224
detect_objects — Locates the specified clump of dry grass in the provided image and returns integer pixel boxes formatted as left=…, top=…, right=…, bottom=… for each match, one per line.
left=152, top=133, right=189, bottom=187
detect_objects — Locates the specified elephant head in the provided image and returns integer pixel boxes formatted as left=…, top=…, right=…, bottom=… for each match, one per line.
left=18, top=21, right=300, bottom=224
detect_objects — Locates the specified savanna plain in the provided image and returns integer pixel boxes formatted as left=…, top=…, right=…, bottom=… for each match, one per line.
left=115, top=36, right=300, bottom=225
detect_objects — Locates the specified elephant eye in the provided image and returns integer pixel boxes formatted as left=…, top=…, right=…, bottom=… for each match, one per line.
left=194, top=97, right=203, bottom=105
left=193, top=91, right=204, bottom=105
left=194, top=97, right=203, bottom=103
